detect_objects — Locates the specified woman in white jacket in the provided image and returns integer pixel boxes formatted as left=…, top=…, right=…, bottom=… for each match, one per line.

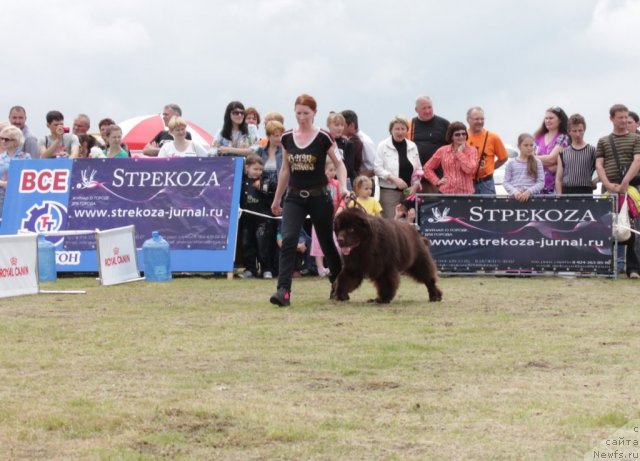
left=374, top=116, right=423, bottom=219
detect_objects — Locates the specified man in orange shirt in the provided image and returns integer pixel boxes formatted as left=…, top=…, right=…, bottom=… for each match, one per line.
left=466, top=106, right=509, bottom=195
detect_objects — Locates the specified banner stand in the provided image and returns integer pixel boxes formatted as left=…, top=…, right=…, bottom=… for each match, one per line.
left=0, top=233, right=39, bottom=298
left=12, top=226, right=145, bottom=297
left=95, top=225, right=145, bottom=286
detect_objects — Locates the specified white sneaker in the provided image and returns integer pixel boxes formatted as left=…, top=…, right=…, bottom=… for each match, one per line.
left=238, top=270, right=254, bottom=279
left=263, top=271, right=273, bottom=279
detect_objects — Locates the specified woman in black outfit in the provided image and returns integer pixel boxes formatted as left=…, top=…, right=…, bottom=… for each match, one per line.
left=269, top=94, right=348, bottom=307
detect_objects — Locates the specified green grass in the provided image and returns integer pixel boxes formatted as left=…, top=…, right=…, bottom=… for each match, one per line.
left=1, top=274, right=639, bottom=460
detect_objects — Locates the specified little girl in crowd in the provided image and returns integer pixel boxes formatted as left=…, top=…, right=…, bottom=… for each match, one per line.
left=338, top=175, right=382, bottom=216
left=503, top=133, right=545, bottom=202
left=310, top=158, right=341, bottom=277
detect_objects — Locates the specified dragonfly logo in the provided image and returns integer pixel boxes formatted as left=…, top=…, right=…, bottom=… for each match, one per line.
left=427, top=207, right=452, bottom=223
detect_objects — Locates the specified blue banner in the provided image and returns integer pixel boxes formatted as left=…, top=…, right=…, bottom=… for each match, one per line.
left=418, top=195, right=615, bottom=274
left=1, top=157, right=244, bottom=272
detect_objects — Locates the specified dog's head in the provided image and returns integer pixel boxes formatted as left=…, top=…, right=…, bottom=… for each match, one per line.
left=333, top=207, right=371, bottom=256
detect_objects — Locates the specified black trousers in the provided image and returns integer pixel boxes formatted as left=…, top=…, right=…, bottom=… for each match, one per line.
left=277, top=191, right=341, bottom=292
left=240, top=216, right=275, bottom=274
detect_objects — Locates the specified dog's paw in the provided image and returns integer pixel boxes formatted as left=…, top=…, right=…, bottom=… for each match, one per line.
left=429, top=288, right=443, bottom=302
left=330, top=286, right=350, bottom=302
left=368, top=298, right=390, bottom=304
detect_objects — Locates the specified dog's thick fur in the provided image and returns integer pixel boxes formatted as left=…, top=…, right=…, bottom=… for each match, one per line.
left=333, top=207, right=442, bottom=303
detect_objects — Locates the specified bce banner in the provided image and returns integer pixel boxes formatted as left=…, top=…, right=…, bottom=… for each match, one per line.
left=0, top=158, right=244, bottom=272
left=418, top=195, right=615, bottom=274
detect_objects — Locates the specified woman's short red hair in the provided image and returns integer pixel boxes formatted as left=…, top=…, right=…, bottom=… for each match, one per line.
left=294, top=94, right=317, bottom=112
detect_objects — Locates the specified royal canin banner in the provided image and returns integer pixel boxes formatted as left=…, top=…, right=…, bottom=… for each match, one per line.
left=418, top=195, right=615, bottom=274
left=0, top=158, right=243, bottom=272
left=0, top=234, right=38, bottom=298
left=96, top=225, right=141, bottom=286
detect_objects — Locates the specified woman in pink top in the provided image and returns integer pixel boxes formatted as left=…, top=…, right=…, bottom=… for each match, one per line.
left=534, top=106, right=570, bottom=194
left=423, top=121, right=478, bottom=194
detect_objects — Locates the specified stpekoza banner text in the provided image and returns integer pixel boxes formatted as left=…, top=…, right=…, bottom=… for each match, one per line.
left=418, top=195, right=615, bottom=274
left=0, top=158, right=244, bottom=272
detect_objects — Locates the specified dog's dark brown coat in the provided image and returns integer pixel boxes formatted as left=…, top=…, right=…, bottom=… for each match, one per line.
left=333, top=207, right=442, bottom=303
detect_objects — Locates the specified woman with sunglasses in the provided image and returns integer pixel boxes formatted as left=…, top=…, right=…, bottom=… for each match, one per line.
left=423, top=121, right=478, bottom=194
left=0, top=125, right=31, bottom=218
left=212, top=101, right=260, bottom=156
left=534, top=106, right=570, bottom=194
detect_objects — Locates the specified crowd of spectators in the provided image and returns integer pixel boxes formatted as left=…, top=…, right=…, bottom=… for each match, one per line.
left=2, top=98, right=639, bottom=279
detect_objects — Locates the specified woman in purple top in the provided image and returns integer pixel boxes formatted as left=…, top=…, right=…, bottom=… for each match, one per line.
left=534, top=106, right=570, bottom=194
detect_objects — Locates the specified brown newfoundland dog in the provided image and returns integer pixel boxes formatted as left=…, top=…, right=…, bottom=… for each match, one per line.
left=332, top=207, right=442, bottom=304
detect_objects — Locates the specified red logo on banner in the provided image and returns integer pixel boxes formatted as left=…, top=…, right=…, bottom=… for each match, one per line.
left=0, top=257, right=30, bottom=278
left=104, top=253, right=131, bottom=267
left=19, top=170, right=69, bottom=193
left=113, top=247, right=120, bottom=255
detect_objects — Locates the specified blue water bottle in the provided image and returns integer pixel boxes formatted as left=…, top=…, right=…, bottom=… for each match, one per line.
left=37, top=234, right=57, bottom=282
left=142, top=231, right=172, bottom=282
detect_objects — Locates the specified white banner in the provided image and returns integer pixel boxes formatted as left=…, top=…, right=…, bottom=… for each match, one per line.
left=0, top=234, right=39, bottom=298
left=96, top=225, right=142, bottom=286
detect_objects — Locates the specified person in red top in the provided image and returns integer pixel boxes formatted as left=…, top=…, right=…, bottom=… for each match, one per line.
left=423, top=122, right=478, bottom=194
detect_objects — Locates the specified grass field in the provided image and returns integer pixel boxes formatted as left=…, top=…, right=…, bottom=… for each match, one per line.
left=1, top=274, right=639, bottom=460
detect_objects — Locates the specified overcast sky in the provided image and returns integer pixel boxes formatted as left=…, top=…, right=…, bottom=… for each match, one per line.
left=3, top=0, right=640, bottom=147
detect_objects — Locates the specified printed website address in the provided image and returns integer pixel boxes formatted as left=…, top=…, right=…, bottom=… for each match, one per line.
left=72, top=206, right=225, bottom=220
left=430, top=237, right=604, bottom=249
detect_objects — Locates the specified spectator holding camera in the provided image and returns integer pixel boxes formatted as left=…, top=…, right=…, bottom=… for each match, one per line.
left=39, top=110, right=79, bottom=158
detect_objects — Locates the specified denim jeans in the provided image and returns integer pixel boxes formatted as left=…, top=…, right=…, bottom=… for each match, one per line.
left=474, top=177, right=496, bottom=195
left=277, top=191, right=341, bottom=292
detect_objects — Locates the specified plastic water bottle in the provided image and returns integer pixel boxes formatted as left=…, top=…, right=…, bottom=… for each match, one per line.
left=142, top=231, right=171, bottom=282
left=37, top=235, right=57, bottom=282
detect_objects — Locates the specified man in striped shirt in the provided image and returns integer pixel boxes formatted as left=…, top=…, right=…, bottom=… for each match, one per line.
left=595, top=104, right=640, bottom=279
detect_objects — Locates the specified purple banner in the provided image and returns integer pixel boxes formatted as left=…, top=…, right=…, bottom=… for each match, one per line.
left=418, top=195, right=615, bottom=273
left=65, top=158, right=236, bottom=250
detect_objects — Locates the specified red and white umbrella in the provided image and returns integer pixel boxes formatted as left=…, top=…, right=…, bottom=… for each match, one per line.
left=119, top=114, right=213, bottom=153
